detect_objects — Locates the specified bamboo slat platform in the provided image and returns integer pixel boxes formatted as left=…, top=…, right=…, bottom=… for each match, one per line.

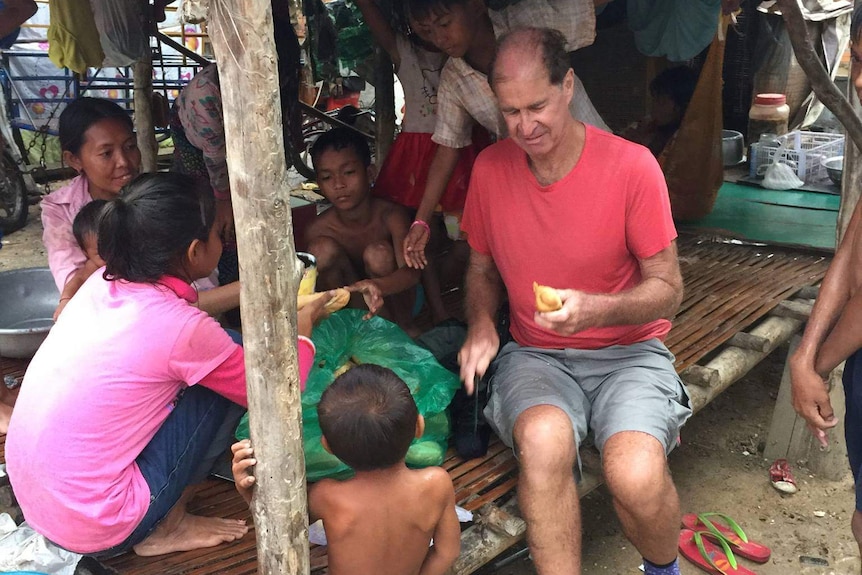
left=0, top=234, right=831, bottom=575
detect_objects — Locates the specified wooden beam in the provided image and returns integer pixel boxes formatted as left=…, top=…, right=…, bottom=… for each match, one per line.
left=133, top=59, right=158, bottom=173
left=794, top=285, right=820, bottom=301
left=206, top=3, right=308, bottom=575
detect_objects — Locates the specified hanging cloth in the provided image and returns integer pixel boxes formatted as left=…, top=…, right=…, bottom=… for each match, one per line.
left=47, top=0, right=104, bottom=73
left=628, top=0, right=721, bottom=62
left=658, top=15, right=728, bottom=220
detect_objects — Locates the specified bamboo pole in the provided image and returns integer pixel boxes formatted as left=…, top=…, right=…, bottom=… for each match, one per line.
left=776, top=0, right=862, bottom=241
left=133, top=59, right=158, bottom=173
left=206, top=2, right=309, bottom=574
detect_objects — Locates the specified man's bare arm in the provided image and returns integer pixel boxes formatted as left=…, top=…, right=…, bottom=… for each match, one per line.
left=535, top=241, right=682, bottom=335
left=458, top=249, right=504, bottom=394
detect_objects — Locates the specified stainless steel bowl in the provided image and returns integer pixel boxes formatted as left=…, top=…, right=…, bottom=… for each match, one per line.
left=722, top=130, right=744, bottom=167
left=822, top=156, right=843, bottom=186
left=0, top=268, right=59, bottom=359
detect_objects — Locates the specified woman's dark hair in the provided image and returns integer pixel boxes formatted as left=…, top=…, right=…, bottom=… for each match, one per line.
left=649, top=66, right=698, bottom=114
left=98, top=173, right=216, bottom=283
left=853, top=3, right=862, bottom=43
left=59, top=97, right=134, bottom=155
left=406, top=0, right=468, bottom=25
left=318, top=364, right=419, bottom=471
left=310, top=127, right=372, bottom=169
left=72, top=199, right=108, bottom=251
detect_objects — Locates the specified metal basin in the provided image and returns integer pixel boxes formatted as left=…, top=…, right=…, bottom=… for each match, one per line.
left=822, top=156, right=843, bottom=186
left=722, top=130, right=744, bottom=167
left=0, top=268, right=59, bottom=359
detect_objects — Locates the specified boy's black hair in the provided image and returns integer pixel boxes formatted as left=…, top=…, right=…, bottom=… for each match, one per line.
left=59, top=97, right=134, bottom=155
left=853, top=3, right=862, bottom=43
left=491, top=27, right=571, bottom=88
left=405, top=0, right=468, bottom=25
left=72, top=199, right=108, bottom=251
left=649, top=66, right=698, bottom=114
left=310, top=127, right=372, bottom=170
left=318, top=364, right=419, bottom=471
left=98, top=172, right=215, bottom=284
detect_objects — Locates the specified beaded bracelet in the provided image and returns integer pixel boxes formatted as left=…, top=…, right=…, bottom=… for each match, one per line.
left=411, top=219, right=431, bottom=235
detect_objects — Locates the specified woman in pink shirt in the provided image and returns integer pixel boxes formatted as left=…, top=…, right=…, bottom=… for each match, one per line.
left=42, top=97, right=241, bottom=320
left=7, top=172, right=326, bottom=557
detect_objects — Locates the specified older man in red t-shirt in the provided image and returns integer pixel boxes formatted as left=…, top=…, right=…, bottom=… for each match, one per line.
left=458, top=27, right=690, bottom=575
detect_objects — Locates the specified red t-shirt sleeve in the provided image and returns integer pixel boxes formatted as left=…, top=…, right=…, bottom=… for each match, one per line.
left=625, top=147, right=677, bottom=259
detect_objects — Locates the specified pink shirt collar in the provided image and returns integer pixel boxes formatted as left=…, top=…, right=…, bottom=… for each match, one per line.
left=157, top=276, right=199, bottom=304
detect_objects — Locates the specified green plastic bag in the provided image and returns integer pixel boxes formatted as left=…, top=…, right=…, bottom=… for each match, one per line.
left=236, top=309, right=460, bottom=481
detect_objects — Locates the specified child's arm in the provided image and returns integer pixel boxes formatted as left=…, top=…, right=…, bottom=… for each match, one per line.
left=231, top=439, right=256, bottom=505
left=404, top=146, right=462, bottom=269
left=815, top=289, right=862, bottom=376
left=352, top=0, right=400, bottom=68
left=419, top=472, right=461, bottom=575
left=197, top=281, right=241, bottom=316
left=53, top=258, right=102, bottom=320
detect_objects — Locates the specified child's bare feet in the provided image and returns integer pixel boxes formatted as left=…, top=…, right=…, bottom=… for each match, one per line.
left=132, top=507, right=248, bottom=556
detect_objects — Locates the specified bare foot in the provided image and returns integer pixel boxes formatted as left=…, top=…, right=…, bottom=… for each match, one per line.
left=0, top=402, right=13, bottom=434
left=133, top=511, right=248, bottom=556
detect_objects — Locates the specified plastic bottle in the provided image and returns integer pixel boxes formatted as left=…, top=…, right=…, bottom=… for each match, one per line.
left=748, top=93, right=789, bottom=146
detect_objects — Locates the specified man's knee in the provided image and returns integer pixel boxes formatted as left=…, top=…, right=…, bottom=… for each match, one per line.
left=363, top=241, right=396, bottom=276
left=602, top=431, right=670, bottom=502
left=513, top=406, right=577, bottom=482
left=308, top=236, right=344, bottom=270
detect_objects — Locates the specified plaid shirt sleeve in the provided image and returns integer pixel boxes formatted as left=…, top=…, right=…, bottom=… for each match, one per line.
left=431, top=62, right=478, bottom=149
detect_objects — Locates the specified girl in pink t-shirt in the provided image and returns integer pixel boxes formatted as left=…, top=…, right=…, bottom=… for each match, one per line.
left=6, top=172, right=327, bottom=558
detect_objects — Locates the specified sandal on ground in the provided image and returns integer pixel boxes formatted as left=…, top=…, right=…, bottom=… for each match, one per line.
left=679, top=529, right=757, bottom=575
left=769, top=458, right=798, bottom=494
left=682, top=513, right=771, bottom=563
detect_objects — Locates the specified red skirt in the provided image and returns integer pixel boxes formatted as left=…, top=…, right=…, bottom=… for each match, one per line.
left=374, top=129, right=490, bottom=211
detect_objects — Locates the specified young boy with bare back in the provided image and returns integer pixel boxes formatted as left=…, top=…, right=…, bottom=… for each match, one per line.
left=231, top=364, right=461, bottom=575
left=305, top=127, right=422, bottom=335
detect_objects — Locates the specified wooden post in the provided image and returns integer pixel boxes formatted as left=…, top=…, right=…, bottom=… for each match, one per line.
left=133, top=59, right=158, bottom=173
left=206, top=3, right=309, bottom=575
left=373, top=0, right=396, bottom=165
left=839, top=36, right=862, bottom=244
left=777, top=0, right=862, bottom=243
left=765, top=336, right=848, bottom=481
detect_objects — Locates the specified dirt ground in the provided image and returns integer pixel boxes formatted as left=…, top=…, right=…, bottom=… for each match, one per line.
left=1, top=200, right=859, bottom=575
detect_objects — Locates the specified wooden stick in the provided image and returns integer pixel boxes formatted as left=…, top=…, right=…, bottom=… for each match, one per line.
left=206, top=3, right=309, bottom=574
left=770, top=300, right=813, bottom=321
left=133, top=59, right=158, bottom=173
left=727, top=332, right=771, bottom=353
left=680, top=364, right=720, bottom=388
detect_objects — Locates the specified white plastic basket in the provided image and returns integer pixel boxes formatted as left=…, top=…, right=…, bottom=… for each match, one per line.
left=749, top=130, right=844, bottom=184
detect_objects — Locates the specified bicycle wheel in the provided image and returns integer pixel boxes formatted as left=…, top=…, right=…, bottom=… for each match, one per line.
left=0, top=150, right=28, bottom=234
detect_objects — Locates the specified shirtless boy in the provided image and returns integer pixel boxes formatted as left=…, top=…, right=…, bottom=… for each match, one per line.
left=306, top=128, right=422, bottom=335
left=232, top=364, right=460, bottom=575
left=54, top=199, right=108, bottom=320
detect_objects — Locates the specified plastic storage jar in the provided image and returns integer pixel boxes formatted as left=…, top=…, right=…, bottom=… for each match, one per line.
left=748, top=93, right=789, bottom=146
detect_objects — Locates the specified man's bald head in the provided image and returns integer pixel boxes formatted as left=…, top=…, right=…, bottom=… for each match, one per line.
left=490, top=27, right=571, bottom=90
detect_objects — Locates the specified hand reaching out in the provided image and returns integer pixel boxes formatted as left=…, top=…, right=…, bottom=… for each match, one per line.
left=348, top=279, right=384, bottom=319
left=403, top=221, right=430, bottom=269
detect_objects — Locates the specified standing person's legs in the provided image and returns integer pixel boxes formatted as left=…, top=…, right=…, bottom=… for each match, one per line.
left=585, top=339, right=691, bottom=571
left=93, top=384, right=247, bottom=558
left=841, top=350, right=862, bottom=559
left=485, top=343, right=591, bottom=575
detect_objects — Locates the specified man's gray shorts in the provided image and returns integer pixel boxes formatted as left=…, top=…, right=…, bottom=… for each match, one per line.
left=485, top=338, right=692, bottom=456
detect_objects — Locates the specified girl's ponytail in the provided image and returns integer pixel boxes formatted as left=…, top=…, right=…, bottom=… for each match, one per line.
left=98, top=173, right=216, bottom=283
